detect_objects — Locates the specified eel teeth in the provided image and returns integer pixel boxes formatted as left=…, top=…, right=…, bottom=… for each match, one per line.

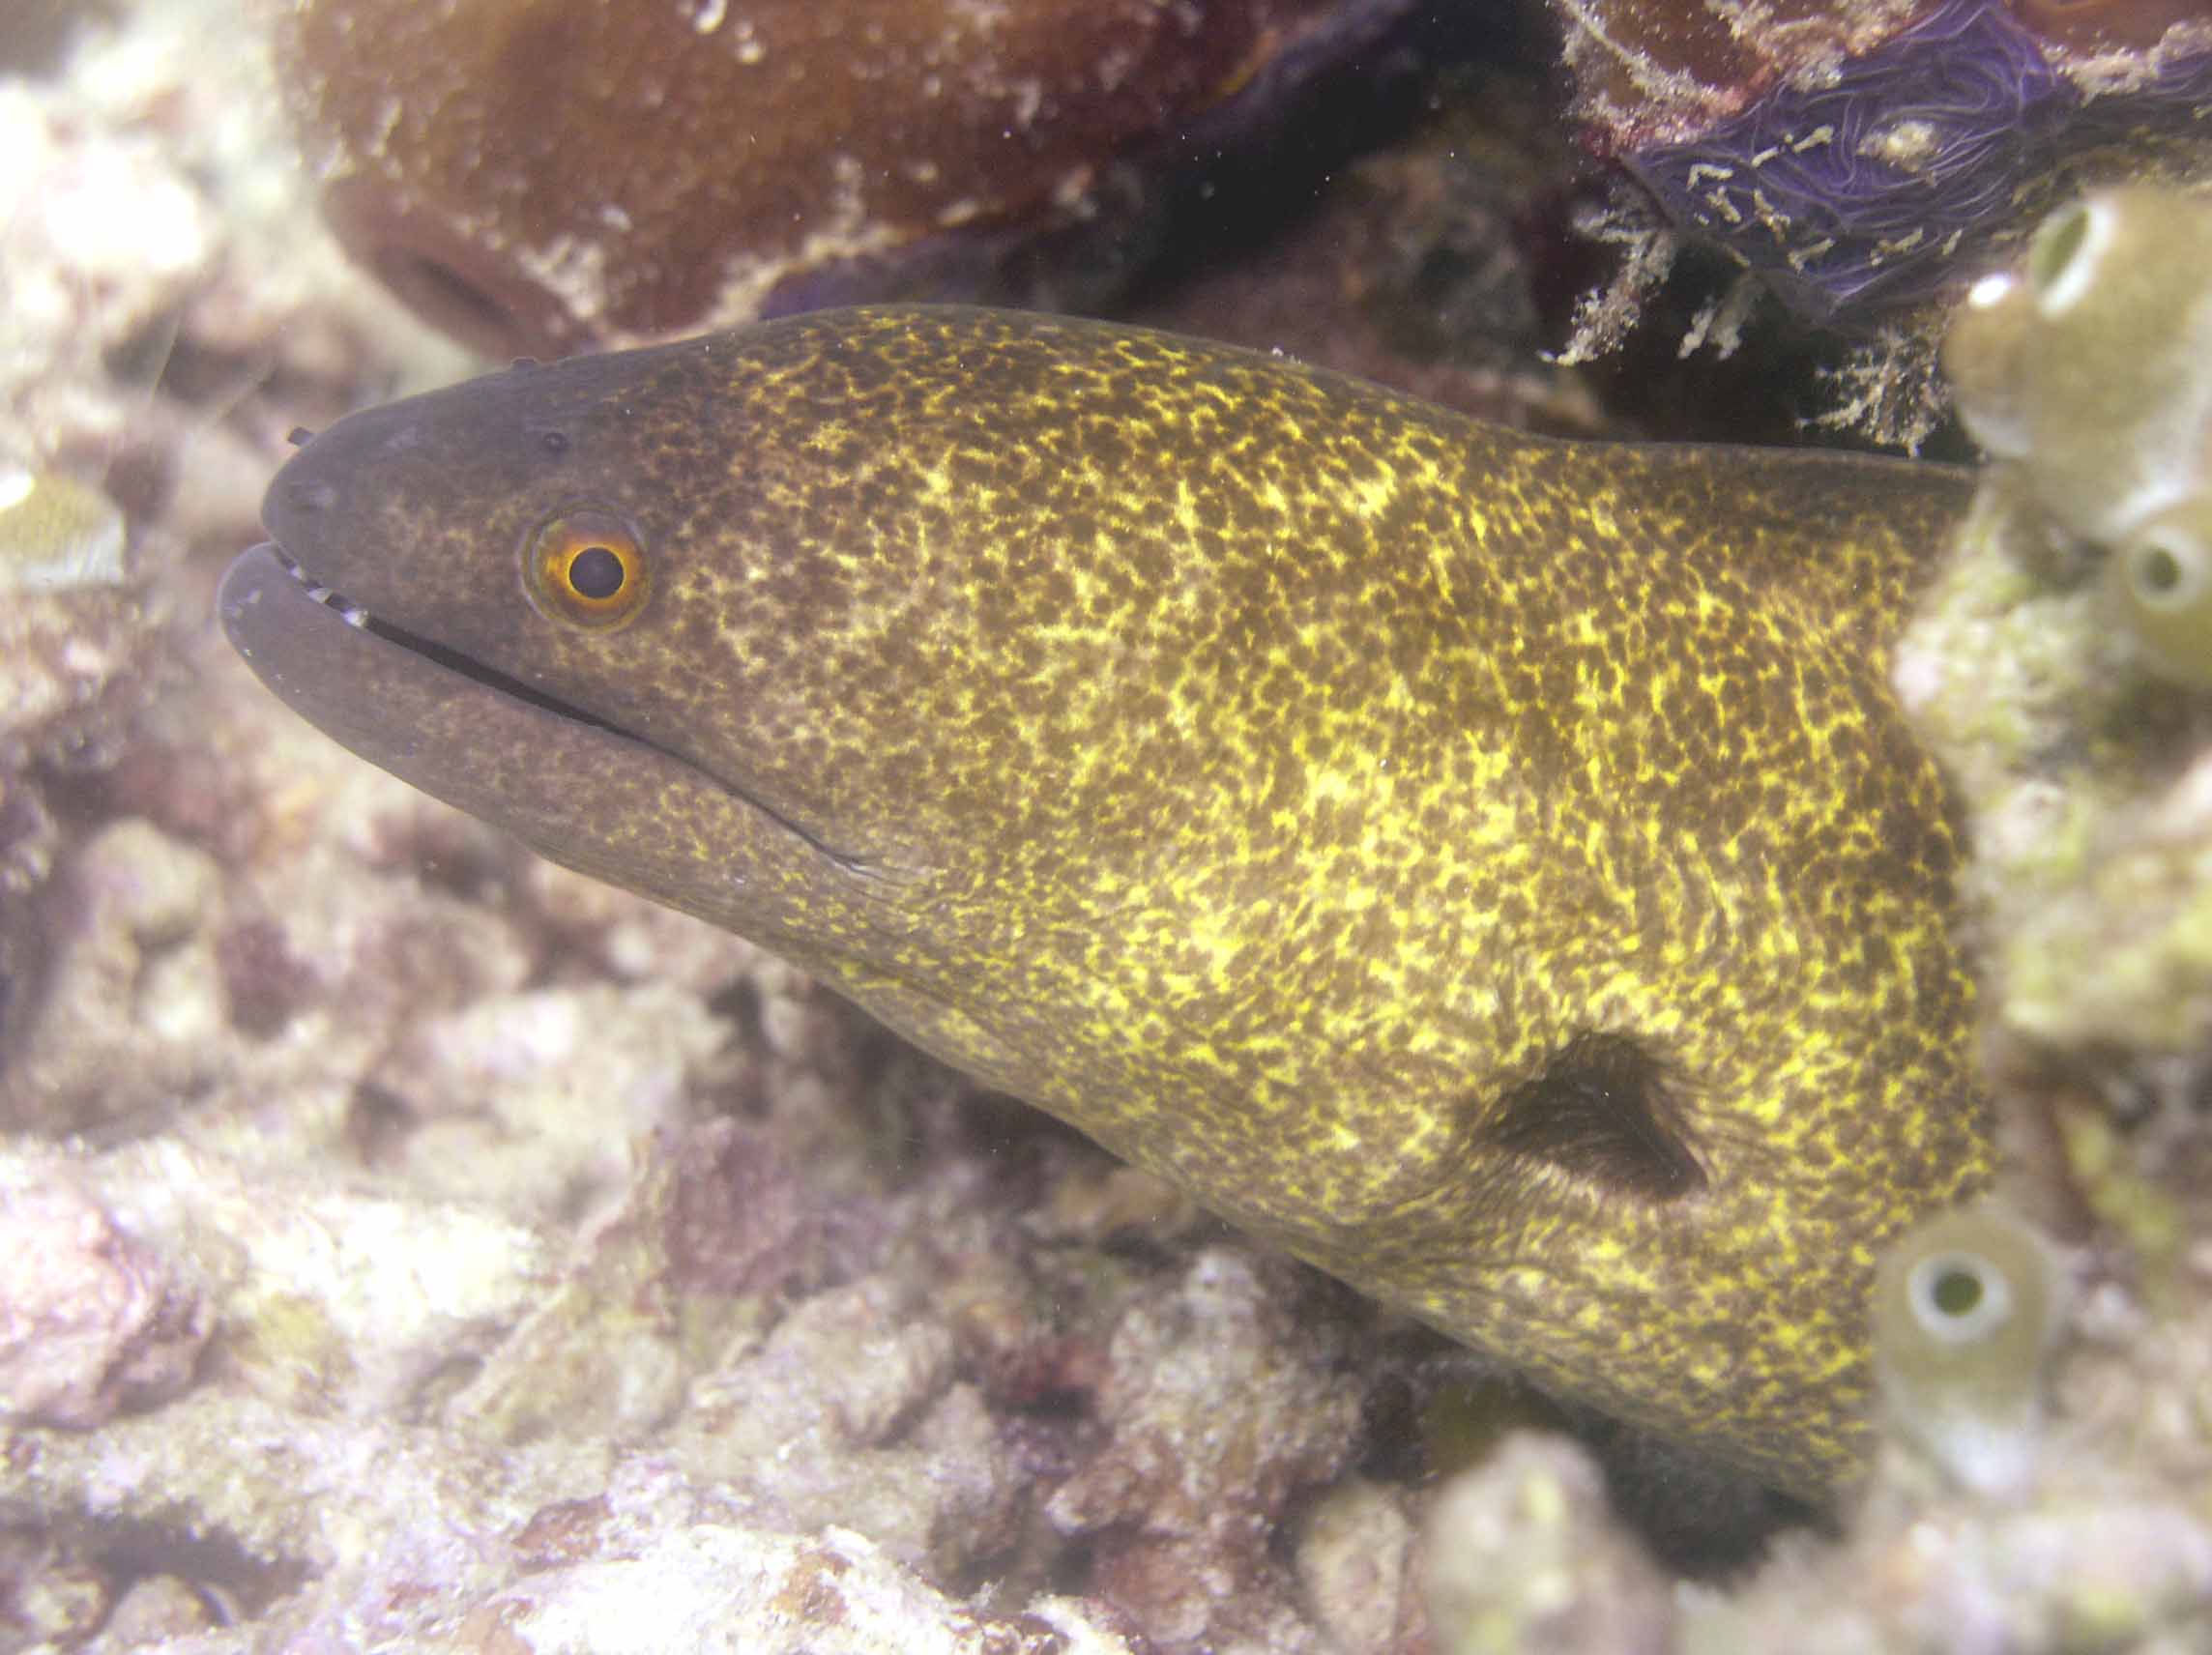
left=276, top=543, right=368, bottom=628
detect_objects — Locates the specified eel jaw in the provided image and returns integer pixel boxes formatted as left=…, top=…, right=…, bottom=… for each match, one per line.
left=216, top=541, right=894, bottom=926
left=241, top=539, right=631, bottom=737
left=262, top=541, right=368, bottom=628
left=216, top=538, right=655, bottom=803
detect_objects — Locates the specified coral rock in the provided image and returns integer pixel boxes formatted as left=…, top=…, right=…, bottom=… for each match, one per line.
left=0, top=820, right=229, bottom=1133
left=451, top=1521, right=1138, bottom=1655
left=1420, top=1435, right=1674, bottom=1655
left=1292, top=1477, right=1423, bottom=1654
left=0, top=1166, right=209, bottom=1428
left=1046, top=1249, right=1366, bottom=1648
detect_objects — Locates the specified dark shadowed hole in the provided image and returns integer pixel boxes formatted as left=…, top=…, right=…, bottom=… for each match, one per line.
left=91, top=1515, right=311, bottom=1625
left=2135, top=539, right=2185, bottom=598
left=1930, top=1263, right=1986, bottom=1319
left=2027, top=201, right=2091, bottom=298
left=344, top=1080, right=415, bottom=1168
left=706, top=976, right=765, bottom=1045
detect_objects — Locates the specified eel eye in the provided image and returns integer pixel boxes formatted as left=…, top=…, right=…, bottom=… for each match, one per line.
left=522, top=507, right=650, bottom=630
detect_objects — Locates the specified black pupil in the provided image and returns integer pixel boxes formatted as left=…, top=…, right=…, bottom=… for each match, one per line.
left=1931, top=1264, right=1984, bottom=1318
left=569, top=545, right=625, bottom=599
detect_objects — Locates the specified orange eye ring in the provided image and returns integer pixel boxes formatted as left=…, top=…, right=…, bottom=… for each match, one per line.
left=521, top=507, right=650, bottom=630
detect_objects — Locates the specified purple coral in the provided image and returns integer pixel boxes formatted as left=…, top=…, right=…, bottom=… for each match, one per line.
left=1623, top=0, right=2071, bottom=323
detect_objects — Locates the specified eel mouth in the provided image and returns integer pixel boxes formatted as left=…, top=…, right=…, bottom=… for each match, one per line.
left=226, top=539, right=888, bottom=881
left=252, top=539, right=626, bottom=736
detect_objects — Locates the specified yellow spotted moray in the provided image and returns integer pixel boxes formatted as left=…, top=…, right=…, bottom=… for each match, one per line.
left=220, top=305, right=1991, bottom=1497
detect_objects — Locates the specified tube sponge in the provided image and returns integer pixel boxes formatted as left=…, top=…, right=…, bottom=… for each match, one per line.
left=1872, top=1203, right=2066, bottom=1495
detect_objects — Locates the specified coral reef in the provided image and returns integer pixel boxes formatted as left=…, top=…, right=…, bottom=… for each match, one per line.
left=1901, top=183, right=2212, bottom=1056
left=1872, top=178, right=2212, bottom=1649
left=1421, top=1435, right=1673, bottom=1655
left=1557, top=0, right=2212, bottom=327
left=1618, top=0, right=2069, bottom=323
left=0, top=821, right=234, bottom=1134
left=1549, top=0, right=2212, bottom=443
left=1042, top=1250, right=1369, bottom=1649
left=0, top=478, right=149, bottom=900
left=276, top=0, right=1418, bottom=359
left=1941, top=184, right=2212, bottom=549
left=0, top=0, right=470, bottom=1117
left=1, top=4, right=2208, bottom=1651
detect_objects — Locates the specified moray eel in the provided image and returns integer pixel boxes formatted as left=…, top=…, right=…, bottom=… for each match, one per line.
left=218, top=305, right=1990, bottom=1497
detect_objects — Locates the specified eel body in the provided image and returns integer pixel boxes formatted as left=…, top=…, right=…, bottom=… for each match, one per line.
left=219, top=305, right=1989, bottom=1496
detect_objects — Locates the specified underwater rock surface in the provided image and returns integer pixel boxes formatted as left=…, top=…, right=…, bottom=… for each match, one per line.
left=0, top=2, right=2208, bottom=1651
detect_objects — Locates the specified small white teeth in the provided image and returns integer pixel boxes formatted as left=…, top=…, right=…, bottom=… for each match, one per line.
left=276, top=547, right=371, bottom=627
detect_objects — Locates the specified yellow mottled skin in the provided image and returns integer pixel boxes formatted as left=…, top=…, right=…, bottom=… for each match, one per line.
left=219, top=306, right=1990, bottom=1496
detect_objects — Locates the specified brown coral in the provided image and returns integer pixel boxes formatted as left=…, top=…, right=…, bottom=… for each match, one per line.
left=277, top=0, right=1414, bottom=357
